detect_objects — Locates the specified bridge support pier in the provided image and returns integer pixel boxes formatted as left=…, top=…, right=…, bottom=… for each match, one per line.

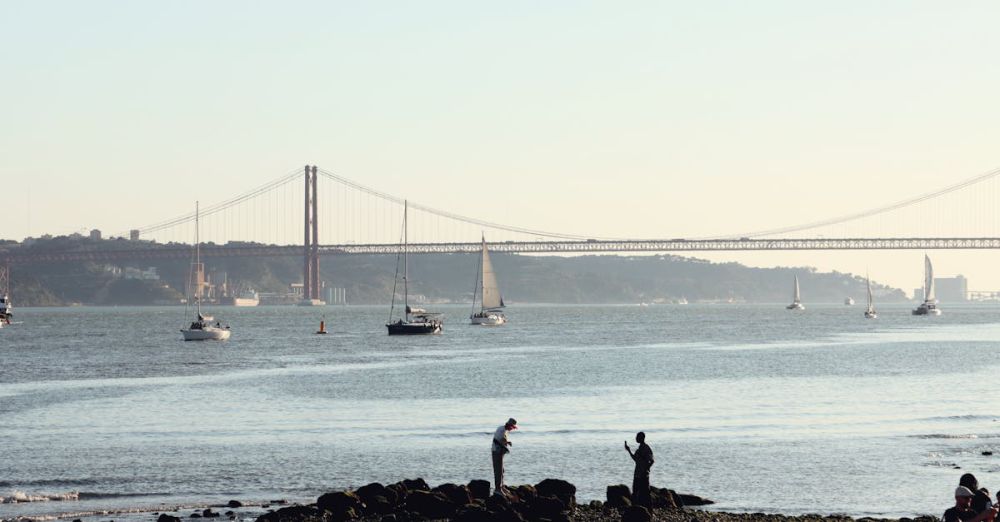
left=302, top=165, right=323, bottom=304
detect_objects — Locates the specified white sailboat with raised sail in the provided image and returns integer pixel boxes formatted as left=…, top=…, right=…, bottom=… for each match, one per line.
left=864, top=273, right=877, bottom=319
left=786, top=275, right=805, bottom=310
left=387, top=200, right=443, bottom=335
left=912, top=254, right=941, bottom=316
left=181, top=202, right=232, bottom=341
left=470, top=236, right=507, bottom=326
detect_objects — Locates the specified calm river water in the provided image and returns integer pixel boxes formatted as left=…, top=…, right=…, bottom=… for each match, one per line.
left=3, top=303, right=1000, bottom=519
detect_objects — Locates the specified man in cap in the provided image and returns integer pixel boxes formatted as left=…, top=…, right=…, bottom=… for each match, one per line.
left=491, top=418, right=517, bottom=495
left=945, top=486, right=997, bottom=522
left=625, top=432, right=655, bottom=508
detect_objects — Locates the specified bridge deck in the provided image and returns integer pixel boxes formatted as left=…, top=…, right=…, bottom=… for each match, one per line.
left=4, top=237, right=1000, bottom=263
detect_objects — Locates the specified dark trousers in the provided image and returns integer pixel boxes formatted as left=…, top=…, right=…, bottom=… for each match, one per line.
left=492, top=451, right=505, bottom=493
left=632, top=468, right=651, bottom=508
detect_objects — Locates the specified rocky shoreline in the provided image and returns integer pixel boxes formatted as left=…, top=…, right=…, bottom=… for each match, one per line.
left=145, top=478, right=931, bottom=522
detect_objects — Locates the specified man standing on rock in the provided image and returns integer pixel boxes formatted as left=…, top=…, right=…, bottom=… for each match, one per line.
left=625, top=431, right=654, bottom=508
left=491, top=418, right=517, bottom=495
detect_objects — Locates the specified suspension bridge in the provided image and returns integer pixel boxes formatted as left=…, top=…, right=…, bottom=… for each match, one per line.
left=3, top=164, right=1000, bottom=299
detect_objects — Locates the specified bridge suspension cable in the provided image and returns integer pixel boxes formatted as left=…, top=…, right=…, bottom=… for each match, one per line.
left=713, top=165, right=1000, bottom=239
left=314, top=168, right=611, bottom=241
left=119, top=167, right=304, bottom=237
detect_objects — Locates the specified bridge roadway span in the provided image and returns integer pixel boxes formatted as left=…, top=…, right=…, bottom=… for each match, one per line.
left=6, top=237, right=1000, bottom=263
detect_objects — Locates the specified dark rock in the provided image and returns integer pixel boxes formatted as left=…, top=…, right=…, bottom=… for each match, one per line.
left=227, top=500, right=243, bottom=508
left=677, top=493, right=715, bottom=506
left=224, top=512, right=234, bottom=517
left=984, top=451, right=994, bottom=456
left=606, top=484, right=631, bottom=508
left=485, top=492, right=512, bottom=512
left=432, top=483, right=472, bottom=506
left=369, top=495, right=395, bottom=515
left=454, top=505, right=493, bottom=522
left=255, top=505, right=322, bottom=522
left=510, top=484, right=537, bottom=504
left=623, top=505, right=652, bottom=522
left=401, top=478, right=430, bottom=492
left=467, top=479, right=492, bottom=501
left=158, top=515, right=182, bottom=522
left=270, top=500, right=288, bottom=505
left=202, top=509, right=220, bottom=518
left=357, top=483, right=398, bottom=508
left=526, top=494, right=567, bottom=519
left=317, top=491, right=363, bottom=521
left=588, top=500, right=603, bottom=509
left=650, top=487, right=680, bottom=508
left=379, top=516, right=397, bottom=522
left=386, top=483, right=409, bottom=504
left=534, top=479, right=576, bottom=508
left=404, top=490, right=457, bottom=519
left=190, top=515, right=202, bottom=519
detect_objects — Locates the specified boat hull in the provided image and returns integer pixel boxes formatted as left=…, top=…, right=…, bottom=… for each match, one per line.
left=864, top=311, right=877, bottom=319
left=387, top=322, right=442, bottom=335
left=222, top=297, right=259, bottom=307
left=181, top=327, right=232, bottom=341
left=470, top=313, right=506, bottom=326
left=912, top=306, right=942, bottom=316
left=786, top=303, right=805, bottom=310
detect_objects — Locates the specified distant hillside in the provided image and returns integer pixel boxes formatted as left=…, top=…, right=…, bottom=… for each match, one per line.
left=0, top=236, right=907, bottom=305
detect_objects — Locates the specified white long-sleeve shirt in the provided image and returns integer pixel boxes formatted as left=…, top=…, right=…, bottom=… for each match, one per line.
left=492, top=425, right=509, bottom=453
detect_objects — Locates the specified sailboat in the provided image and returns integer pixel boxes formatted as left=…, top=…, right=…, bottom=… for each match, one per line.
left=387, top=201, right=443, bottom=335
left=912, top=254, right=942, bottom=316
left=470, top=236, right=507, bottom=326
left=786, top=275, right=805, bottom=310
left=864, top=273, right=877, bottom=319
left=0, top=293, right=12, bottom=325
left=181, top=202, right=232, bottom=341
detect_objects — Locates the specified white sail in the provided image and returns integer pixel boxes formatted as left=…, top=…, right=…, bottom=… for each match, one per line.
left=793, top=275, right=801, bottom=303
left=480, top=238, right=504, bottom=310
left=924, top=255, right=935, bottom=301
left=866, top=275, right=875, bottom=313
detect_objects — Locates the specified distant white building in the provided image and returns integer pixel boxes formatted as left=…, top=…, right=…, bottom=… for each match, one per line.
left=124, top=267, right=160, bottom=280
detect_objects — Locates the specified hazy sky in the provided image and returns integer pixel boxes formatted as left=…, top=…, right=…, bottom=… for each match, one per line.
left=3, top=1, right=1000, bottom=293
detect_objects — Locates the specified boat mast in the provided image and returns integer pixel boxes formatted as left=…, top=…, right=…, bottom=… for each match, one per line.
left=195, top=201, right=201, bottom=317
left=403, top=200, right=408, bottom=320
left=480, top=235, right=486, bottom=313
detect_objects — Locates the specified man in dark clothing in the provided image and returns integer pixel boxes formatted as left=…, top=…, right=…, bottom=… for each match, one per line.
left=946, top=486, right=997, bottom=522
left=625, top=432, right=654, bottom=508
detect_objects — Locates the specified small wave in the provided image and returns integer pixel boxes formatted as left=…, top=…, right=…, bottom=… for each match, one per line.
left=78, top=491, right=171, bottom=500
left=913, top=432, right=1000, bottom=440
left=0, top=478, right=100, bottom=488
left=917, top=415, right=999, bottom=422
left=0, top=490, right=80, bottom=503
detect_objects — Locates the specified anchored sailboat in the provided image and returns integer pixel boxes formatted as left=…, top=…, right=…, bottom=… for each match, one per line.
left=786, top=275, right=805, bottom=310
left=0, top=293, right=12, bottom=325
left=181, top=202, right=232, bottom=341
left=387, top=201, right=443, bottom=335
left=864, top=273, right=877, bottom=319
left=912, top=255, right=942, bottom=316
left=470, top=236, right=507, bottom=326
